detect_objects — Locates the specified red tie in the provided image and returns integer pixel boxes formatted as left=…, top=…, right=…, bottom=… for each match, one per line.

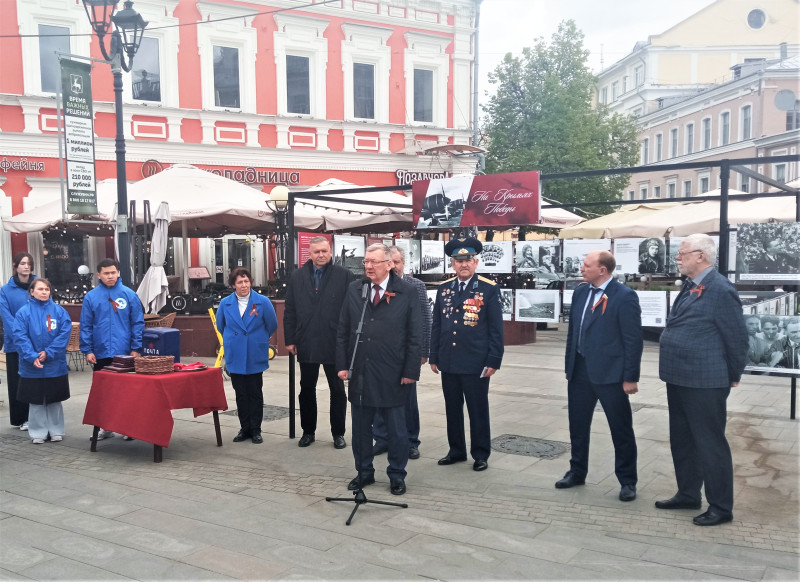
left=373, top=284, right=381, bottom=306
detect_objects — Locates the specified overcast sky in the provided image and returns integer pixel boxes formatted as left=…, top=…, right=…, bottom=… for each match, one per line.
left=478, top=0, right=717, bottom=99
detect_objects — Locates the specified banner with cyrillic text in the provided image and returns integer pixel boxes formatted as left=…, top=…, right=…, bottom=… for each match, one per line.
left=412, top=171, right=540, bottom=229
left=61, top=58, right=97, bottom=214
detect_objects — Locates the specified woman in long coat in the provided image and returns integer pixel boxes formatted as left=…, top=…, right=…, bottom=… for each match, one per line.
left=13, top=278, right=72, bottom=444
left=216, top=267, right=278, bottom=444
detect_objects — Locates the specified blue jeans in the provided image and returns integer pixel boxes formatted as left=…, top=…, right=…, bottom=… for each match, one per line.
left=372, top=382, right=420, bottom=449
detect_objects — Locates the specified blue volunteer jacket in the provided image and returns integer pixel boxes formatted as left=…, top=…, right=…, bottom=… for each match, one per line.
left=216, top=291, right=278, bottom=375
left=0, top=275, right=36, bottom=352
left=13, top=297, right=72, bottom=378
left=80, top=280, right=145, bottom=358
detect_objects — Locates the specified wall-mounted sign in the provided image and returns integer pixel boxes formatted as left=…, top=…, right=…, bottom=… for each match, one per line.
left=61, top=58, right=97, bottom=214
left=396, top=169, right=449, bottom=186
left=141, top=159, right=164, bottom=178
left=0, top=157, right=46, bottom=173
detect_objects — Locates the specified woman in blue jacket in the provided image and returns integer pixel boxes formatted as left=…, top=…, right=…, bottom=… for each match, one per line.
left=216, top=267, right=278, bottom=444
left=0, top=252, right=36, bottom=430
left=13, top=278, right=72, bottom=444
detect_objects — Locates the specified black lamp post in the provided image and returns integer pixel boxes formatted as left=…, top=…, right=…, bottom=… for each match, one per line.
left=81, top=0, right=148, bottom=287
left=266, top=185, right=290, bottom=297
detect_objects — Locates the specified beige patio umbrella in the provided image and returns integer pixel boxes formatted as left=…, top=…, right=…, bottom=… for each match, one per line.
left=559, top=203, right=676, bottom=239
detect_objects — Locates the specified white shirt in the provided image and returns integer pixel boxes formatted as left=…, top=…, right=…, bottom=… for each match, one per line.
left=237, top=292, right=250, bottom=317
left=372, top=275, right=390, bottom=303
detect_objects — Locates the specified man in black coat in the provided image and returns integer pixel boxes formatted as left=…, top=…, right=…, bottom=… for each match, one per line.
left=337, top=244, right=422, bottom=496
left=284, top=236, right=355, bottom=449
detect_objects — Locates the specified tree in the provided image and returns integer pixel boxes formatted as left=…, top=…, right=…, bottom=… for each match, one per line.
left=482, top=20, right=639, bottom=217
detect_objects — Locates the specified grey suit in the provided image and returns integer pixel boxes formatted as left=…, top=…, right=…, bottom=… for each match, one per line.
left=659, top=268, right=748, bottom=517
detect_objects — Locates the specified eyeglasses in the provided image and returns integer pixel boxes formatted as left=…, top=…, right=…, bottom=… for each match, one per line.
left=362, top=259, right=390, bottom=266
left=676, top=249, right=702, bottom=258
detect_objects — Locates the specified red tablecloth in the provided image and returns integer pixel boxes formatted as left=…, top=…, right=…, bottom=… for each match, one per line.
left=83, top=368, right=227, bottom=447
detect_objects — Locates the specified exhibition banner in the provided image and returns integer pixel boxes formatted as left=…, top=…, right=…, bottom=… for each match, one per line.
left=61, top=59, right=98, bottom=214
left=735, top=223, right=800, bottom=284
left=412, top=171, right=540, bottom=229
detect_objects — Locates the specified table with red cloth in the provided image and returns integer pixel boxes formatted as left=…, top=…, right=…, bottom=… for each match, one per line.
left=83, top=368, right=227, bottom=462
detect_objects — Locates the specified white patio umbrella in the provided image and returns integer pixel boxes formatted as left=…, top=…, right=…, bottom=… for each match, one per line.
left=136, top=202, right=170, bottom=314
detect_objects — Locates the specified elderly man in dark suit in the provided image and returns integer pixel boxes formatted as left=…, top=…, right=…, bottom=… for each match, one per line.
left=285, top=236, right=355, bottom=449
left=558, top=250, right=643, bottom=502
left=337, top=244, right=422, bottom=496
left=658, top=233, right=748, bottom=526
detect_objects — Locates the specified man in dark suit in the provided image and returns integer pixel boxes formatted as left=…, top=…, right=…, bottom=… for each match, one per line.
left=285, top=236, right=354, bottom=449
left=750, top=239, right=790, bottom=274
left=429, top=237, right=504, bottom=472
left=658, top=233, right=748, bottom=526
left=337, top=244, right=422, bottom=496
left=558, top=250, right=643, bottom=502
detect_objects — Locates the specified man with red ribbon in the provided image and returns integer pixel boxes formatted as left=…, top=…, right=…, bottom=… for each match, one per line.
left=559, top=250, right=643, bottom=502
left=80, top=258, right=145, bottom=440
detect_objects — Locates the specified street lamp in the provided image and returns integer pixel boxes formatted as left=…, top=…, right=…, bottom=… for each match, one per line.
left=82, top=0, right=148, bottom=287
left=266, top=185, right=290, bottom=296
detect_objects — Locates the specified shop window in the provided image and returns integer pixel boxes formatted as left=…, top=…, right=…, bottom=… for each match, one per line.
left=353, top=63, right=375, bottom=119
left=213, top=45, right=240, bottom=108
left=39, top=24, right=70, bottom=94
left=132, top=37, right=161, bottom=102
left=287, top=55, right=310, bottom=115
left=414, top=68, right=433, bottom=123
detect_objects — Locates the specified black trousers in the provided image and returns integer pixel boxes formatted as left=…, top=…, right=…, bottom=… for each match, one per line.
left=351, top=403, right=408, bottom=480
left=666, top=383, right=733, bottom=516
left=567, top=354, right=637, bottom=486
left=230, top=372, right=264, bottom=434
left=5, top=352, right=29, bottom=426
left=441, top=372, right=491, bottom=461
left=298, top=362, right=347, bottom=437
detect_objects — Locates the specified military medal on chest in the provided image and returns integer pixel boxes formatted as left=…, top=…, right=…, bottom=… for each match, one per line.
left=462, top=293, right=484, bottom=326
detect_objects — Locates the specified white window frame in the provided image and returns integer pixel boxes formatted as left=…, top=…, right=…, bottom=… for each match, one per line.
left=612, top=81, right=619, bottom=101
left=653, top=185, right=661, bottom=198
left=634, top=65, right=643, bottom=87
left=654, top=133, right=663, bottom=162
left=600, top=87, right=608, bottom=104
left=669, top=127, right=679, bottom=158
left=641, top=138, right=649, bottom=165
left=274, top=13, right=328, bottom=119
left=404, top=31, right=449, bottom=127
left=197, top=5, right=257, bottom=113
left=685, top=122, right=694, bottom=155
left=341, top=23, right=391, bottom=123
left=666, top=181, right=676, bottom=198
left=640, top=186, right=648, bottom=200
left=740, top=104, right=752, bottom=140
left=699, top=173, right=710, bottom=194
left=627, top=190, right=635, bottom=201
left=701, top=117, right=712, bottom=150
left=683, top=180, right=692, bottom=197
left=719, top=110, right=731, bottom=146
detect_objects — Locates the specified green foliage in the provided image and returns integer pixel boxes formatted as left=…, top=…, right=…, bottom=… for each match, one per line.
left=482, top=21, right=639, bottom=216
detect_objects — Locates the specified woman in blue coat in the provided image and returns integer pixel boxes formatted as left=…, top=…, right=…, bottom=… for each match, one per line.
left=0, top=252, right=36, bottom=430
left=13, top=278, right=72, bottom=444
left=216, top=267, right=278, bottom=444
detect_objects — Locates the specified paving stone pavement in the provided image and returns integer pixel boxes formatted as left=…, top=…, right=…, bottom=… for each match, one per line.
left=1, top=327, right=797, bottom=580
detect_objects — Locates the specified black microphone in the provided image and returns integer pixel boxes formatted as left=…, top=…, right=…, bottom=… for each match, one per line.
left=361, top=278, right=371, bottom=301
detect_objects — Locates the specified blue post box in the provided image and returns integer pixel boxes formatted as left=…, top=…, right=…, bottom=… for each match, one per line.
left=142, top=327, right=181, bottom=362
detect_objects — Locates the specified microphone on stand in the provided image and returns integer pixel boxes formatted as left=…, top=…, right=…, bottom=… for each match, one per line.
left=361, top=278, right=371, bottom=301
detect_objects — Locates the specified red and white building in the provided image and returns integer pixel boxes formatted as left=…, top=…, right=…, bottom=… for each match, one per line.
left=0, top=0, right=481, bottom=284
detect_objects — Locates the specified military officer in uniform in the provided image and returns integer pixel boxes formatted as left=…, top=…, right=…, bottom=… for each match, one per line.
left=429, top=237, right=504, bottom=471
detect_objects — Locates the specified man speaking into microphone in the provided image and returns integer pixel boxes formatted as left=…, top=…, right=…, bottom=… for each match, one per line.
left=337, top=244, right=422, bottom=496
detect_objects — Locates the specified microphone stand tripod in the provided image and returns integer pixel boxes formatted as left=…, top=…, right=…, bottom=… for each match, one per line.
left=326, top=281, right=408, bottom=525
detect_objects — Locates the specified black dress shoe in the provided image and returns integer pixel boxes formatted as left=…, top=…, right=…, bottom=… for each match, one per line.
left=473, top=460, right=488, bottom=472
left=408, top=447, right=420, bottom=460
left=619, top=484, right=636, bottom=502
left=655, top=495, right=702, bottom=510
left=372, top=444, right=388, bottom=455
left=333, top=435, right=346, bottom=449
left=251, top=433, right=263, bottom=444
left=555, top=472, right=586, bottom=489
left=390, top=478, right=406, bottom=495
left=438, top=454, right=467, bottom=465
left=347, top=475, right=375, bottom=490
left=298, top=433, right=315, bottom=447
left=693, top=509, right=733, bottom=526
left=232, top=430, right=250, bottom=443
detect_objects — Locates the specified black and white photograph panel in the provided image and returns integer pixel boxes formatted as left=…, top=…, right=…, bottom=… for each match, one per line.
left=500, top=288, right=513, bottom=321
left=477, top=241, right=513, bottom=273
left=535, top=241, right=562, bottom=275
left=393, top=239, right=413, bottom=274
left=743, top=315, right=800, bottom=375
left=515, top=289, right=560, bottom=323
left=637, top=238, right=666, bottom=274
left=735, top=222, right=800, bottom=283
left=740, top=291, right=798, bottom=317
left=332, top=234, right=366, bottom=276
left=515, top=242, right=539, bottom=272
left=416, top=175, right=473, bottom=229
left=408, top=239, right=422, bottom=274
left=667, top=235, right=719, bottom=273
left=426, top=289, right=437, bottom=318
left=420, top=240, right=446, bottom=274
left=562, top=239, right=611, bottom=277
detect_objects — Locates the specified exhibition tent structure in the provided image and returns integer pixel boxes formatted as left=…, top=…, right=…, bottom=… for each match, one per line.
left=559, top=203, right=675, bottom=239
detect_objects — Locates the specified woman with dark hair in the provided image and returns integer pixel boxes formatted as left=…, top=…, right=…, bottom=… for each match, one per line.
left=0, top=252, right=36, bottom=429
left=215, top=268, right=278, bottom=444
left=13, top=278, right=71, bottom=444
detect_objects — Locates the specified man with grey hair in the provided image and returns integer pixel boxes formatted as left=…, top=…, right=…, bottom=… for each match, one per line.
left=285, top=236, right=354, bottom=449
left=372, top=245, right=431, bottom=460
left=658, top=233, right=748, bottom=526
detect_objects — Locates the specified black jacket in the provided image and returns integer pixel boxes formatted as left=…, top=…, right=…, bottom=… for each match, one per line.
left=336, top=272, right=422, bottom=408
left=284, top=259, right=354, bottom=364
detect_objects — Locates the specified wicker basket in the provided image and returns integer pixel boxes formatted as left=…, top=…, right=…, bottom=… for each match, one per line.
left=134, top=355, right=174, bottom=374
